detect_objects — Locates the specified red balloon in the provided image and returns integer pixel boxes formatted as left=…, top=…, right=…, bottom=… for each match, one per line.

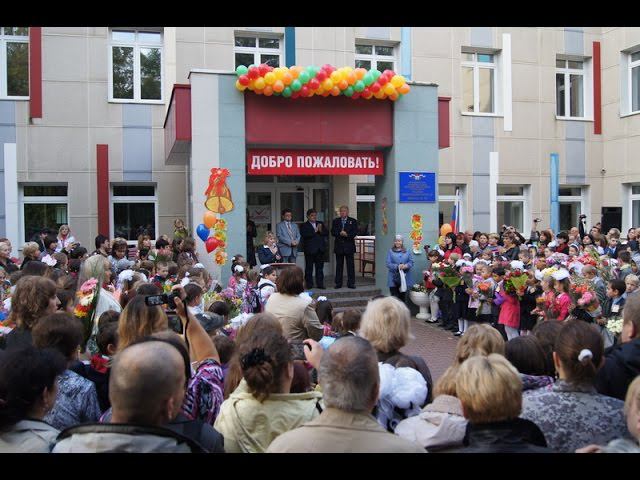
left=291, top=92, right=300, bottom=99
left=322, top=64, right=333, bottom=72
left=205, top=237, right=220, bottom=253
left=363, top=87, right=371, bottom=95
left=239, top=75, right=250, bottom=86
left=300, top=85, right=310, bottom=96
left=352, top=92, right=361, bottom=99
left=371, top=82, right=381, bottom=93
left=383, top=69, right=394, bottom=77
left=316, top=70, right=327, bottom=82
left=309, top=78, right=320, bottom=90
left=378, top=75, right=389, bottom=86
left=258, top=64, right=270, bottom=76
left=248, top=67, right=259, bottom=79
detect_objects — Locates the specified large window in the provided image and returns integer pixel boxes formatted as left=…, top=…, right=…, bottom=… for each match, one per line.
left=461, top=51, right=496, bottom=114
left=356, top=185, right=375, bottom=236
left=629, top=51, right=640, bottom=114
left=354, top=43, right=396, bottom=72
left=0, top=27, right=29, bottom=99
left=109, top=29, right=163, bottom=102
left=559, top=186, right=584, bottom=232
left=439, top=184, right=465, bottom=231
left=632, top=185, right=640, bottom=228
left=112, top=185, right=157, bottom=241
left=20, top=185, right=68, bottom=242
left=234, top=34, right=282, bottom=69
left=497, top=185, right=527, bottom=233
left=556, top=59, right=585, bottom=118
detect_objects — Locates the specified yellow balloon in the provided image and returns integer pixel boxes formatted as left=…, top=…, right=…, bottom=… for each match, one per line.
left=274, top=68, right=285, bottom=80
left=374, top=89, right=386, bottom=99
left=264, top=72, right=276, bottom=85
left=330, top=70, right=342, bottom=83
left=438, top=235, right=446, bottom=246
left=254, top=77, right=266, bottom=90
left=322, top=78, right=333, bottom=90
left=383, top=83, right=396, bottom=96
left=235, top=80, right=246, bottom=91
left=391, top=75, right=405, bottom=88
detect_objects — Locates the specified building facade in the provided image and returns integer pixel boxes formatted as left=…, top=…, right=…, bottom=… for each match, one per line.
left=1, top=27, right=640, bottom=260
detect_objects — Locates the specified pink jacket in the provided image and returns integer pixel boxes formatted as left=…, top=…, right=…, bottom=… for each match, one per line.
left=497, top=287, right=520, bottom=329
left=554, top=292, right=571, bottom=321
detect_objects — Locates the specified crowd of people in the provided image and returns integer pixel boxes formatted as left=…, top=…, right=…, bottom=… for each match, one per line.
left=0, top=215, right=638, bottom=454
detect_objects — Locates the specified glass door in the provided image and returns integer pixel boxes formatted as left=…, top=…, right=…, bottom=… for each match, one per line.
left=247, top=191, right=273, bottom=255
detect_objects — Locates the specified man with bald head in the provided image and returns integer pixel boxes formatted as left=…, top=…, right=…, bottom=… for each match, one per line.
left=54, top=341, right=201, bottom=452
left=267, top=336, right=425, bottom=453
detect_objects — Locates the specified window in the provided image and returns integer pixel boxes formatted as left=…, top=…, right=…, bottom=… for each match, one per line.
left=439, top=185, right=465, bottom=231
left=109, top=29, right=163, bottom=102
left=559, top=186, right=584, bottom=232
left=629, top=51, right=640, bottom=114
left=112, top=185, right=157, bottom=241
left=234, top=34, right=282, bottom=69
left=461, top=51, right=496, bottom=114
left=0, top=27, right=29, bottom=99
left=20, top=185, right=68, bottom=243
left=556, top=59, right=585, bottom=118
left=354, top=43, right=396, bottom=72
left=356, top=185, right=375, bottom=235
left=632, top=185, right=640, bottom=228
left=497, top=185, right=527, bottom=232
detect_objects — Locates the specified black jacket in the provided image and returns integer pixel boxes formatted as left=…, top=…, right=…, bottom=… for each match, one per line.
left=503, top=247, right=520, bottom=261
left=331, top=216, right=358, bottom=255
left=595, top=338, right=640, bottom=401
left=257, top=245, right=282, bottom=264
left=447, top=418, right=553, bottom=453
left=0, top=327, right=32, bottom=351
left=300, top=220, right=328, bottom=255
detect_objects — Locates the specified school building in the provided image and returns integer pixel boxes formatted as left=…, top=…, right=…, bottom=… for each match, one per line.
left=1, top=27, right=640, bottom=285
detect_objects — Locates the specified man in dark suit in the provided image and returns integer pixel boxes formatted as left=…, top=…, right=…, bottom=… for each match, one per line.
left=331, top=205, right=358, bottom=289
left=300, top=208, right=328, bottom=289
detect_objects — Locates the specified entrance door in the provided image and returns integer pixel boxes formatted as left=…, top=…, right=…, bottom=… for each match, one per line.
left=247, top=191, right=273, bottom=250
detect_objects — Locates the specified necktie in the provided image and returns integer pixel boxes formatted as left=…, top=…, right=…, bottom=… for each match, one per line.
left=287, top=222, right=293, bottom=238
left=342, top=218, right=346, bottom=229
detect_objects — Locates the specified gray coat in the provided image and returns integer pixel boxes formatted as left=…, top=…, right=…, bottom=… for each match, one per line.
left=0, top=419, right=59, bottom=453
left=520, top=380, right=628, bottom=453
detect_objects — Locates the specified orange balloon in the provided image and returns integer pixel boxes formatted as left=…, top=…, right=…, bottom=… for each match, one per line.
left=330, top=86, right=341, bottom=96
left=347, top=71, right=357, bottom=85
left=290, top=67, right=300, bottom=79
left=440, top=224, right=453, bottom=235
left=374, top=89, right=386, bottom=99
left=389, top=92, right=399, bottom=101
left=322, top=91, right=330, bottom=97
left=322, top=78, right=333, bottom=90
left=263, top=85, right=274, bottom=96
left=398, top=83, right=410, bottom=94
left=282, top=72, right=293, bottom=85
left=338, top=79, right=349, bottom=90
left=355, top=68, right=366, bottom=80
left=203, top=211, right=217, bottom=228
left=273, top=80, right=285, bottom=93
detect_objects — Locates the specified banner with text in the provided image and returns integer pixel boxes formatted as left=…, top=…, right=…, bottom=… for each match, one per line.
left=247, top=149, right=384, bottom=176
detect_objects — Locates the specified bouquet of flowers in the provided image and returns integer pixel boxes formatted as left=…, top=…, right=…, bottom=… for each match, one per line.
left=153, top=274, right=178, bottom=294
left=546, top=252, right=569, bottom=267
left=205, top=287, right=243, bottom=319
left=460, top=265, right=475, bottom=288
left=475, top=280, right=495, bottom=316
left=606, top=317, right=624, bottom=337
left=504, top=269, right=528, bottom=298
left=411, top=283, right=427, bottom=293
left=432, top=263, right=461, bottom=289
left=74, top=279, right=99, bottom=345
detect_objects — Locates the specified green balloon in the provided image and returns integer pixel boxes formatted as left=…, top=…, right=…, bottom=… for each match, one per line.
left=363, top=72, right=374, bottom=85
left=291, top=79, right=302, bottom=92
left=282, top=87, right=292, bottom=97
left=344, top=86, right=354, bottom=97
left=307, top=66, right=316, bottom=75
left=299, top=71, right=310, bottom=83
left=354, top=80, right=365, bottom=92
left=371, top=69, right=381, bottom=79
left=236, top=65, right=248, bottom=76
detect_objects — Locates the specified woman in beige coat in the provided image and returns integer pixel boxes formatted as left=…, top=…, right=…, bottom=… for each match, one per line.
left=264, top=266, right=324, bottom=342
left=214, top=330, right=322, bottom=452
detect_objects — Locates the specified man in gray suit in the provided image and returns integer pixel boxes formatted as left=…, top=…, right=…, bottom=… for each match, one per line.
left=276, top=208, right=301, bottom=264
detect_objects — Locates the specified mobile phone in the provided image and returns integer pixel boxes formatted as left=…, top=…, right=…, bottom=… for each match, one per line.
left=145, top=293, right=178, bottom=310
left=167, top=314, right=184, bottom=335
left=290, top=341, right=306, bottom=361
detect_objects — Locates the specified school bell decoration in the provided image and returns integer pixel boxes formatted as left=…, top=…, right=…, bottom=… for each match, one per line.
left=234, top=64, right=411, bottom=101
left=205, top=168, right=234, bottom=215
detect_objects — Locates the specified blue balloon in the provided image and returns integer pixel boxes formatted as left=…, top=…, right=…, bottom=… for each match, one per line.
left=196, top=224, right=210, bottom=242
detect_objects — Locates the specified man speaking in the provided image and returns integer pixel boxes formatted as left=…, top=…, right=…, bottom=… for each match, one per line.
left=331, top=205, right=358, bottom=289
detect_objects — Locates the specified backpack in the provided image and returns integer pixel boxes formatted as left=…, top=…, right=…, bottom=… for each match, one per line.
left=249, top=283, right=272, bottom=313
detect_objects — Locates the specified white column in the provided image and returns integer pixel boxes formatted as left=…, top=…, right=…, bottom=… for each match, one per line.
left=4, top=143, right=18, bottom=249
left=489, top=152, right=499, bottom=232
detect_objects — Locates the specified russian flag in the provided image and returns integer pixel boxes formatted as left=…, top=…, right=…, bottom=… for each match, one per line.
left=450, top=187, right=460, bottom=234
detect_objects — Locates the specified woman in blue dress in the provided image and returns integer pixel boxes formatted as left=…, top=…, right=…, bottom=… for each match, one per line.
left=386, top=235, right=414, bottom=302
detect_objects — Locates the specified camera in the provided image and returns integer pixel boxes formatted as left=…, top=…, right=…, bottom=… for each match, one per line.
left=579, top=214, right=587, bottom=220
left=167, top=313, right=184, bottom=335
left=534, top=218, right=542, bottom=223
left=145, top=292, right=179, bottom=310
left=290, top=341, right=308, bottom=361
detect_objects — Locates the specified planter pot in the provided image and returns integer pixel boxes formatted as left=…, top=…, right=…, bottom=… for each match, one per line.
left=409, top=290, right=430, bottom=320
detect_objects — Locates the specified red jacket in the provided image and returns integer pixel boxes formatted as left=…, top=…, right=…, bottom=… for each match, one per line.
left=443, top=247, right=462, bottom=262
left=498, top=289, right=521, bottom=328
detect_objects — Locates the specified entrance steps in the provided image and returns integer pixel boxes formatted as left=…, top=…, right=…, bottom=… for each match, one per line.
left=310, top=282, right=382, bottom=314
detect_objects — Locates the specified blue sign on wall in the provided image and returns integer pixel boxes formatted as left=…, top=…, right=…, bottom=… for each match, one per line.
left=399, top=172, right=436, bottom=203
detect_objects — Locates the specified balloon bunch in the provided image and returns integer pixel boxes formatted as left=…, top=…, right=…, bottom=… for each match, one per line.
left=234, top=63, right=411, bottom=100
left=196, top=211, right=228, bottom=266
left=410, top=214, right=423, bottom=253
left=438, top=223, right=454, bottom=247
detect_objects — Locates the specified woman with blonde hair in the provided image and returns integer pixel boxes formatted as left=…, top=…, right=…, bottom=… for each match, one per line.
left=116, top=295, right=168, bottom=351
left=55, top=224, right=76, bottom=253
left=257, top=231, right=283, bottom=264
left=77, top=254, right=121, bottom=355
left=20, top=242, right=41, bottom=271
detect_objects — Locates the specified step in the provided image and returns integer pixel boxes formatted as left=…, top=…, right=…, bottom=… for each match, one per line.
left=324, top=296, right=374, bottom=308
left=311, top=288, right=381, bottom=300
left=333, top=306, right=366, bottom=314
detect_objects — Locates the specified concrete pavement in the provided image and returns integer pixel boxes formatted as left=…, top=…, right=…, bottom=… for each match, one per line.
left=401, top=318, right=459, bottom=382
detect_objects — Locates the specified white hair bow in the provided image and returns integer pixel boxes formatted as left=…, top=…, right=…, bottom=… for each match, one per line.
left=180, top=277, right=190, bottom=287
left=194, top=263, right=205, bottom=269
left=551, top=269, right=570, bottom=281
left=234, top=265, right=244, bottom=273
left=260, top=264, right=271, bottom=270
left=118, top=269, right=134, bottom=283
left=317, top=296, right=328, bottom=302
left=510, top=260, right=525, bottom=271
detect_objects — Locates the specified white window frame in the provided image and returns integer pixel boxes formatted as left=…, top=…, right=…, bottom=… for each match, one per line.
left=496, top=185, right=529, bottom=234
left=110, top=184, right=158, bottom=245
left=629, top=185, right=640, bottom=231
left=354, top=41, right=398, bottom=72
left=438, top=184, right=466, bottom=232
left=19, top=184, right=69, bottom=246
left=108, top=28, right=164, bottom=104
left=461, top=49, right=500, bottom=116
left=233, top=32, right=283, bottom=68
left=555, top=57, right=593, bottom=121
left=0, top=27, right=29, bottom=100
left=558, top=186, right=588, bottom=231
left=628, top=50, right=640, bottom=115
